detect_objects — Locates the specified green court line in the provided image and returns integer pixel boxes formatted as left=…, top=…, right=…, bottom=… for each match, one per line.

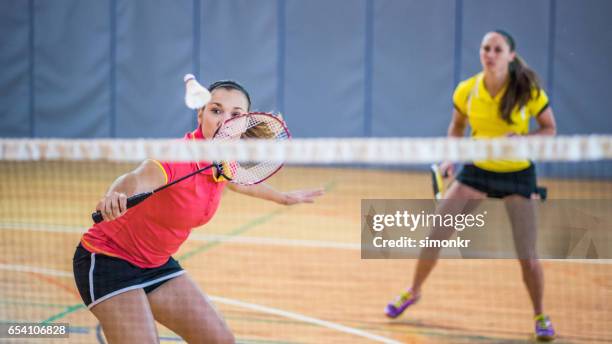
left=177, top=209, right=285, bottom=261
left=178, top=179, right=336, bottom=262
left=40, top=304, right=85, bottom=324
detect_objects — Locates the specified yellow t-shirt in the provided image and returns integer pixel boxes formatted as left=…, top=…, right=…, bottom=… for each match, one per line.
left=453, top=72, right=549, bottom=172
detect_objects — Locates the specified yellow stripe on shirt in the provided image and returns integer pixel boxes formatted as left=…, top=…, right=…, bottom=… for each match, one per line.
left=151, top=160, right=168, bottom=185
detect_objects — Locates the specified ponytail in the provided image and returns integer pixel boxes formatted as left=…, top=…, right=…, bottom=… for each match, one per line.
left=495, top=30, right=542, bottom=124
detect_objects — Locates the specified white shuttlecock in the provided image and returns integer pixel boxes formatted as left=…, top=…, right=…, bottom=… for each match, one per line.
left=184, top=74, right=211, bottom=109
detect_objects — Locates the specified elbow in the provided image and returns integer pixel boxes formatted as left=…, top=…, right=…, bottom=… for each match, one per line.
left=449, top=125, right=466, bottom=138
left=121, top=172, right=140, bottom=195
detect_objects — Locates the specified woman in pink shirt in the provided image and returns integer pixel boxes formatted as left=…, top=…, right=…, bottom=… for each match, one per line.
left=73, top=80, right=324, bottom=343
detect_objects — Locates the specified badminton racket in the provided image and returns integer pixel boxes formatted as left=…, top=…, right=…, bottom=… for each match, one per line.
left=430, top=163, right=447, bottom=201
left=92, top=112, right=290, bottom=223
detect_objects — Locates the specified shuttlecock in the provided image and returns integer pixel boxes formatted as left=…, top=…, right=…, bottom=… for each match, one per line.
left=184, top=74, right=211, bottom=109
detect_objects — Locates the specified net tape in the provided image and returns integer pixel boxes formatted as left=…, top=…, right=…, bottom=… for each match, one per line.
left=1, top=135, right=611, bottom=164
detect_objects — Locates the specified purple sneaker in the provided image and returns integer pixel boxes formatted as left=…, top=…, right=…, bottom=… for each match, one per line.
left=385, top=289, right=420, bottom=318
left=535, top=314, right=555, bottom=341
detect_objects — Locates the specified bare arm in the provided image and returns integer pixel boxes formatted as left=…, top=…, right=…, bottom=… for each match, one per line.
left=528, top=107, right=557, bottom=136
left=439, top=109, right=469, bottom=176
left=227, top=182, right=324, bottom=205
left=95, top=159, right=166, bottom=221
left=448, top=108, right=469, bottom=138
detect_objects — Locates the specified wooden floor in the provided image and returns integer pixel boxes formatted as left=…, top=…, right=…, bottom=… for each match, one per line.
left=0, top=162, right=611, bottom=343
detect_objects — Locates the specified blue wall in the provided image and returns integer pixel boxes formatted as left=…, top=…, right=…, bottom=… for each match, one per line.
left=1, top=0, right=612, bottom=139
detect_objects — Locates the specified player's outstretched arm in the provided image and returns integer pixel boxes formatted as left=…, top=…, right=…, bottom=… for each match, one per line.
left=227, top=183, right=324, bottom=205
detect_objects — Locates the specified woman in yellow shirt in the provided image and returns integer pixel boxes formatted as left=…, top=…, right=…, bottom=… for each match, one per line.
left=385, top=30, right=558, bottom=341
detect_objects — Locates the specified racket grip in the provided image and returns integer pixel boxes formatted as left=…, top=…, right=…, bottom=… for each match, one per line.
left=91, top=191, right=153, bottom=223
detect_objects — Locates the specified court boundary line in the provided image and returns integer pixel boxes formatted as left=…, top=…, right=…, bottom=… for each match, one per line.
left=0, top=263, right=73, bottom=277
left=1, top=222, right=611, bottom=264
left=210, top=295, right=401, bottom=344
left=1, top=264, right=401, bottom=344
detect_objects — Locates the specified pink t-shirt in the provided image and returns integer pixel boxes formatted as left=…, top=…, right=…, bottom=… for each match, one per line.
left=81, top=127, right=226, bottom=268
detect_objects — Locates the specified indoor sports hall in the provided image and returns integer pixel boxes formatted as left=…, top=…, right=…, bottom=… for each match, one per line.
left=1, top=1, right=610, bottom=343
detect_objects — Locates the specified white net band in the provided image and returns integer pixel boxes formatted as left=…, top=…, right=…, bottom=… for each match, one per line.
left=1, top=135, right=611, bottom=163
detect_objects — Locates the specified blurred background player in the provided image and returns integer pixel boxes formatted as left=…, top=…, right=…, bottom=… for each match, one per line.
left=385, top=30, right=558, bottom=341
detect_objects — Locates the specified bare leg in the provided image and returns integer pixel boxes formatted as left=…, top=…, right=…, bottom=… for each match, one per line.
left=411, top=182, right=486, bottom=294
left=505, top=195, right=544, bottom=315
left=147, top=274, right=235, bottom=344
left=90, top=289, right=159, bottom=344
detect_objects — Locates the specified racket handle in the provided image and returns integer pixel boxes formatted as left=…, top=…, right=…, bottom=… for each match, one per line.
left=91, top=191, right=153, bottom=223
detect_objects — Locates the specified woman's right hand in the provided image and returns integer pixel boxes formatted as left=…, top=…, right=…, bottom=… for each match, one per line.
left=439, top=161, right=455, bottom=179
left=95, top=191, right=128, bottom=222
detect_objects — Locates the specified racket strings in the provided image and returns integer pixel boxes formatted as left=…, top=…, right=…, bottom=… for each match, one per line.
left=214, top=113, right=290, bottom=185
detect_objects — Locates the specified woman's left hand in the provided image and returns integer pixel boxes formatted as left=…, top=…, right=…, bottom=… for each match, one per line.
left=282, top=188, right=325, bottom=205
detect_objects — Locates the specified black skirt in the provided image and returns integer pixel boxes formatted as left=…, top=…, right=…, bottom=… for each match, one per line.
left=456, top=163, right=537, bottom=199
left=73, top=244, right=184, bottom=309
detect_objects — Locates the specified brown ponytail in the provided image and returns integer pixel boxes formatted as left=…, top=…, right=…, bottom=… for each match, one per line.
left=495, top=30, right=542, bottom=124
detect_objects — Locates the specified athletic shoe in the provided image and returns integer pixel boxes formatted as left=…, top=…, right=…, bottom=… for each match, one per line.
left=385, top=289, right=420, bottom=318
left=535, top=314, right=556, bottom=341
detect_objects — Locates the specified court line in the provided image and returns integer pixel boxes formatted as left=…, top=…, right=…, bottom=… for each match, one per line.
left=210, top=295, right=401, bottom=344
left=41, top=304, right=85, bottom=325
left=0, top=262, right=83, bottom=324
left=0, top=263, right=73, bottom=277
left=2, top=264, right=400, bottom=344
left=187, top=232, right=359, bottom=251
left=0, top=299, right=69, bottom=308
left=0, top=259, right=80, bottom=300
left=177, top=209, right=286, bottom=261
left=0, top=221, right=358, bottom=250
left=2, top=222, right=611, bottom=264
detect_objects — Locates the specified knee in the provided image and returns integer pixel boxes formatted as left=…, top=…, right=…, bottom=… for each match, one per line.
left=208, top=326, right=236, bottom=344
left=214, top=328, right=235, bottom=344
left=187, top=324, right=234, bottom=343
left=519, top=259, right=541, bottom=273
